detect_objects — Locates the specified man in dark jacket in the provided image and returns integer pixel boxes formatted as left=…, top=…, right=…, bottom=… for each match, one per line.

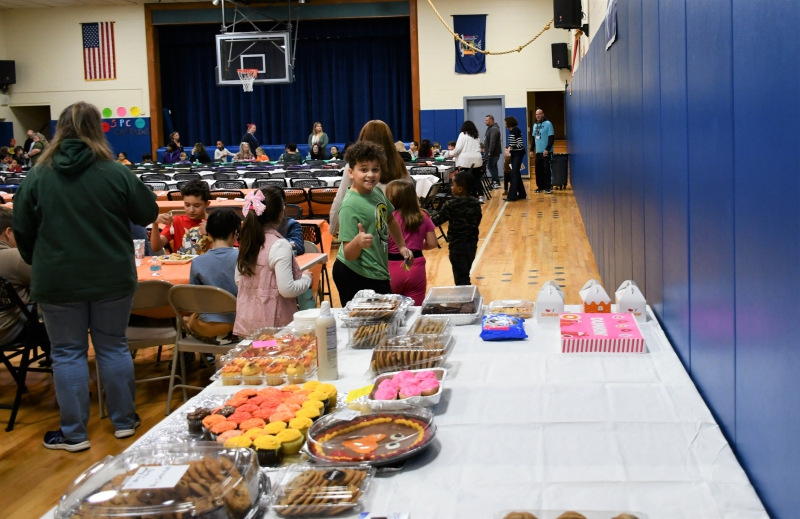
left=241, top=123, right=260, bottom=153
left=484, top=115, right=502, bottom=188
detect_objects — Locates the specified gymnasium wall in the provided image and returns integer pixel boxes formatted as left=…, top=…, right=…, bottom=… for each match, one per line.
left=566, top=0, right=800, bottom=517
left=0, top=5, right=150, bottom=145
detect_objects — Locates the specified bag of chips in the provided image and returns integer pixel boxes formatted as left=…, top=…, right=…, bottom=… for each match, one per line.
left=480, top=314, right=528, bottom=341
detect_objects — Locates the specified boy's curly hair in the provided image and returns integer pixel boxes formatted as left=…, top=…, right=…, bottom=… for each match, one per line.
left=344, top=140, right=387, bottom=173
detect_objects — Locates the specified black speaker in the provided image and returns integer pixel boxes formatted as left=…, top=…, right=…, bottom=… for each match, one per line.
left=0, top=61, right=15, bottom=85
left=554, top=0, right=583, bottom=29
left=552, top=43, right=569, bottom=69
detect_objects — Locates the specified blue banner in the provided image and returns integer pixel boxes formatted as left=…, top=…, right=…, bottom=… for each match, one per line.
left=454, top=14, right=486, bottom=74
left=605, top=0, right=618, bottom=50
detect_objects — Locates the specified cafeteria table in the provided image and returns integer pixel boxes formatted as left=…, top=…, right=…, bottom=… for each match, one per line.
left=43, top=305, right=768, bottom=518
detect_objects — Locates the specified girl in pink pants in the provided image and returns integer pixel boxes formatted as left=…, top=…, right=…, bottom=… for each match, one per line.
left=385, top=180, right=439, bottom=305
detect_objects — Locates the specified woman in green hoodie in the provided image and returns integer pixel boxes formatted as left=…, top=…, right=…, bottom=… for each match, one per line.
left=13, top=102, right=159, bottom=452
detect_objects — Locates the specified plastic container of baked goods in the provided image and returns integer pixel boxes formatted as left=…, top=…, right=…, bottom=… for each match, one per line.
left=342, top=290, right=413, bottom=324
left=245, top=325, right=317, bottom=358
left=487, top=299, right=535, bottom=319
left=407, top=316, right=454, bottom=341
left=420, top=286, right=484, bottom=325
left=346, top=315, right=401, bottom=350
left=55, top=443, right=267, bottom=519
left=370, top=334, right=455, bottom=375
left=423, top=285, right=478, bottom=303
left=494, top=510, right=649, bottom=519
left=305, top=407, right=437, bottom=467
left=367, top=367, right=447, bottom=409
left=213, top=354, right=317, bottom=386
left=269, top=463, right=375, bottom=517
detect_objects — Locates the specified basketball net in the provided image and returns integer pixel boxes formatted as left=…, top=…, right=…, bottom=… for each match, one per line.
left=237, top=69, right=258, bottom=92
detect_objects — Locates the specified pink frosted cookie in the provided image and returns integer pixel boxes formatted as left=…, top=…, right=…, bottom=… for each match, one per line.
left=398, top=384, right=422, bottom=399
left=418, top=378, right=440, bottom=396
left=374, top=387, right=398, bottom=400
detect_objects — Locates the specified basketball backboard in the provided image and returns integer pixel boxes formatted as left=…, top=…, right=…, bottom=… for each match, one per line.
left=215, top=32, right=292, bottom=86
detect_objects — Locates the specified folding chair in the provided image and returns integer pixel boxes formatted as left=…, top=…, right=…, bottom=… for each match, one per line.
left=166, top=285, right=238, bottom=414
left=209, top=190, right=245, bottom=200
left=409, top=166, right=439, bottom=177
left=333, top=179, right=342, bottom=187
left=254, top=178, right=287, bottom=189
left=306, top=160, right=326, bottom=167
left=144, top=181, right=168, bottom=191
left=284, top=203, right=303, bottom=220
left=174, top=172, right=201, bottom=181
left=290, top=178, right=326, bottom=188
left=141, top=173, right=170, bottom=182
left=300, top=223, right=332, bottom=304
left=420, top=183, right=446, bottom=246
left=0, top=277, right=51, bottom=431
left=213, top=180, right=247, bottom=190
left=282, top=188, right=309, bottom=214
left=2, top=178, right=23, bottom=185
left=307, top=187, right=337, bottom=219
left=242, top=172, right=270, bottom=179
left=96, top=280, right=177, bottom=418
left=213, top=172, right=239, bottom=180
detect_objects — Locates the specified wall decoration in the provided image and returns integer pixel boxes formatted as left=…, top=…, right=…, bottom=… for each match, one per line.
left=135, top=118, right=146, bottom=129
left=102, top=107, right=113, bottom=118
left=130, top=106, right=141, bottom=117
left=117, top=107, right=127, bottom=117
left=81, top=22, right=117, bottom=81
left=605, top=0, right=618, bottom=51
left=453, top=15, right=487, bottom=74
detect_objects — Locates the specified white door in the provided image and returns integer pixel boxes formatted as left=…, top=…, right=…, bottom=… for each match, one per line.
left=464, top=96, right=504, bottom=178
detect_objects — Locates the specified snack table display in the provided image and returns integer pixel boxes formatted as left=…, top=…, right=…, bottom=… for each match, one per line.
left=43, top=305, right=767, bottom=519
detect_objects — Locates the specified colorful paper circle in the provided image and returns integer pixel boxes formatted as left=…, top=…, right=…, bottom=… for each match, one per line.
left=135, top=118, right=146, bottom=129
left=101, top=122, right=110, bottom=133
left=130, top=106, right=141, bottom=117
left=117, top=107, right=127, bottom=117
left=102, top=108, right=112, bottom=118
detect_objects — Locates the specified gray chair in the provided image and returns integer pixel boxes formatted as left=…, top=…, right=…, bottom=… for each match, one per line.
left=291, top=178, right=326, bottom=188
left=213, top=180, right=247, bottom=190
left=254, top=178, right=286, bottom=189
left=143, top=181, right=168, bottom=191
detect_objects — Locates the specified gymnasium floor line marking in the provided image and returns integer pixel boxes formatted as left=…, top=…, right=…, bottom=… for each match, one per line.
left=470, top=201, right=508, bottom=276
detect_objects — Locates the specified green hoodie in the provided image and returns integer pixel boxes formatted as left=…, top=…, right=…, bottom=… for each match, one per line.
left=12, top=139, right=158, bottom=304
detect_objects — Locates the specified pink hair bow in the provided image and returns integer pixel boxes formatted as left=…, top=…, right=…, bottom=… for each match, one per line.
left=242, top=190, right=266, bottom=217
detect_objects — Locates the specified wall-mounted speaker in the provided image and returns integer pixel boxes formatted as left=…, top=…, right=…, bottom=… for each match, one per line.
left=0, top=61, right=16, bottom=85
left=554, top=0, right=583, bottom=29
left=552, top=43, right=570, bottom=69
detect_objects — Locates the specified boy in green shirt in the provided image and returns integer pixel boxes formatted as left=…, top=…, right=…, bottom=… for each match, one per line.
left=333, top=141, right=413, bottom=305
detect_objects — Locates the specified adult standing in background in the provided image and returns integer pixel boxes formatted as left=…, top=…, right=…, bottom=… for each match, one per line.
left=445, top=120, right=484, bottom=201
left=23, top=129, right=35, bottom=156
left=484, top=115, right=502, bottom=189
left=503, top=116, right=527, bottom=202
left=308, top=122, right=329, bottom=151
left=241, top=123, right=259, bottom=154
left=167, top=131, right=182, bottom=153
left=13, top=101, right=159, bottom=451
left=28, top=133, right=49, bottom=167
left=530, top=109, right=554, bottom=194
left=329, top=120, right=411, bottom=235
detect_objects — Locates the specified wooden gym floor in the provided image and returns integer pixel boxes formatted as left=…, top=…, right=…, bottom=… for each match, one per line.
left=0, top=179, right=599, bottom=519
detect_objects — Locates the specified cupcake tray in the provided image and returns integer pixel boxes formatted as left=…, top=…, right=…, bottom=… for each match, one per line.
left=366, top=368, right=448, bottom=410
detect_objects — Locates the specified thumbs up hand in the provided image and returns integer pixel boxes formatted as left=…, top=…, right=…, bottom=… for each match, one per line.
left=356, top=222, right=373, bottom=249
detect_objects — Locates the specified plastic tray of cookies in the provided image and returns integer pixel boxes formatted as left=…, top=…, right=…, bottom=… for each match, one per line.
left=407, top=315, right=454, bottom=341
left=487, top=299, right=536, bottom=319
left=494, top=511, right=649, bottom=519
left=367, top=367, right=447, bottom=410
left=269, top=463, right=375, bottom=517
left=370, top=334, right=456, bottom=375
left=347, top=315, right=402, bottom=350
left=56, top=443, right=266, bottom=519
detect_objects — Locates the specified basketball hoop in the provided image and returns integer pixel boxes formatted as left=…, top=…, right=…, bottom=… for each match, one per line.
left=237, top=68, right=258, bottom=92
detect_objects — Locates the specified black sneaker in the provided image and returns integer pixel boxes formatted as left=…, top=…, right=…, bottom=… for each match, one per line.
left=115, top=414, right=142, bottom=439
left=534, top=189, right=542, bottom=194
left=43, top=430, right=90, bottom=452
left=545, top=189, right=553, bottom=194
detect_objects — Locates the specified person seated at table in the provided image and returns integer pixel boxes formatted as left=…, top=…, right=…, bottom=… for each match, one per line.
left=233, top=142, right=255, bottom=162
left=177, top=152, right=191, bottom=165
left=129, top=221, right=153, bottom=257
left=446, top=141, right=456, bottom=153
left=150, top=179, right=210, bottom=255
left=0, top=152, right=9, bottom=172
left=190, top=143, right=212, bottom=164
left=432, top=142, right=443, bottom=157
left=117, top=152, right=131, bottom=166
left=13, top=146, right=26, bottom=166
left=418, top=139, right=433, bottom=159
left=395, top=141, right=412, bottom=162
left=254, top=146, right=270, bottom=162
left=162, top=143, right=180, bottom=164
left=7, top=158, right=23, bottom=173
left=308, top=143, right=326, bottom=161
left=0, top=206, right=33, bottom=348
left=409, top=140, right=419, bottom=160
left=234, top=186, right=312, bottom=334
left=277, top=143, right=304, bottom=165
left=215, top=141, right=234, bottom=162
left=329, top=145, right=342, bottom=161
left=141, top=153, right=154, bottom=164
left=186, top=207, right=240, bottom=344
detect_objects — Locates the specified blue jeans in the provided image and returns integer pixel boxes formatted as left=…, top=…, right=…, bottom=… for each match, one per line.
left=486, top=155, right=500, bottom=184
left=41, top=294, right=136, bottom=441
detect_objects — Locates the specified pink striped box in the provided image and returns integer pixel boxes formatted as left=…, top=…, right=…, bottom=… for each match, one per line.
left=560, top=312, right=646, bottom=353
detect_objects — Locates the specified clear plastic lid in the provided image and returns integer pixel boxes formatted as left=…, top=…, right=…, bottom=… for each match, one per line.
left=347, top=317, right=401, bottom=350
left=243, top=325, right=316, bottom=358
left=370, top=334, right=455, bottom=375
left=56, top=443, right=264, bottom=519
left=269, top=463, right=375, bottom=517
left=408, top=316, right=454, bottom=341
left=423, top=285, right=479, bottom=303
left=214, top=354, right=318, bottom=386
left=487, top=299, right=535, bottom=319
left=368, top=367, right=447, bottom=410
left=344, top=292, right=412, bottom=321
left=305, top=407, right=436, bottom=466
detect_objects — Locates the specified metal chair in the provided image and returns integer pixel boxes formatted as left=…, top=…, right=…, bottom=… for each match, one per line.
left=410, top=166, right=439, bottom=177
left=282, top=187, right=308, bottom=207
left=254, top=178, right=286, bottom=189
left=420, top=183, right=446, bottom=246
left=166, top=285, right=238, bottom=414
left=144, top=181, right=168, bottom=191
left=284, top=203, right=303, bottom=220
left=333, top=179, right=342, bottom=187
left=286, top=172, right=312, bottom=179
left=174, top=172, right=201, bottom=181
left=242, top=172, right=270, bottom=179
left=213, top=180, right=247, bottom=190
left=270, top=172, right=286, bottom=179
left=201, top=174, right=215, bottom=180
left=290, top=178, right=326, bottom=188
left=213, top=172, right=239, bottom=180
left=307, top=187, right=337, bottom=219
left=300, top=223, right=332, bottom=304
left=306, top=160, right=326, bottom=167
left=96, top=280, right=177, bottom=418
left=166, top=190, right=183, bottom=201
left=209, top=190, right=245, bottom=200
left=2, top=178, right=23, bottom=185
left=141, top=173, right=170, bottom=182
left=0, top=277, right=51, bottom=431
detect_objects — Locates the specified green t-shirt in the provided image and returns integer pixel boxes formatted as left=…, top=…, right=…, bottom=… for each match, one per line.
left=336, top=187, right=394, bottom=280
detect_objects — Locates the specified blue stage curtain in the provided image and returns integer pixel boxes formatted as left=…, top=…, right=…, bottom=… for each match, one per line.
left=158, top=17, right=413, bottom=148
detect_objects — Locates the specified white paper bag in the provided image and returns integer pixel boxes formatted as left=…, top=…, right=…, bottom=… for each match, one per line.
left=616, top=280, right=647, bottom=323
left=537, top=282, right=565, bottom=323
left=579, top=279, right=611, bottom=313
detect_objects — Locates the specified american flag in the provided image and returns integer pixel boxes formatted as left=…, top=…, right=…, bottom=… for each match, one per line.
left=82, top=22, right=116, bottom=81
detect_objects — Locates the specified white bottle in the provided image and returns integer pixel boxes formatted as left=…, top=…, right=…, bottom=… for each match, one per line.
left=315, top=301, right=338, bottom=380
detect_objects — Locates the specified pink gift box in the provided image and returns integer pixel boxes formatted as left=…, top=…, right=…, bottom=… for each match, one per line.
left=560, top=312, right=646, bottom=353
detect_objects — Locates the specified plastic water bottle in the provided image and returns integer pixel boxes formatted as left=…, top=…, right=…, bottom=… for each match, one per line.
left=149, top=256, right=163, bottom=277
left=315, top=302, right=338, bottom=380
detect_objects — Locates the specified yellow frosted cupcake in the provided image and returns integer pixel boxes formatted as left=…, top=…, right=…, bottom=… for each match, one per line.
left=294, top=407, right=320, bottom=422
left=302, top=380, right=321, bottom=391
left=264, top=421, right=288, bottom=435
left=244, top=428, right=270, bottom=441
left=224, top=435, right=253, bottom=449
left=318, top=383, right=338, bottom=407
left=276, top=428, right=304, bottom=455
left=288, top=417, right=313, bottom=438
left=253, top=434, right=282, bottom=467
left=301, top=399, right=325, bottom=413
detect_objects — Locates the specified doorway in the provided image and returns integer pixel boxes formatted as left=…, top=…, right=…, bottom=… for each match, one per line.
left=10, top=105, right=52, bottom=143
left=527, top=91, right=566, bottom=152
left=464, top=96, right=504, bottom=181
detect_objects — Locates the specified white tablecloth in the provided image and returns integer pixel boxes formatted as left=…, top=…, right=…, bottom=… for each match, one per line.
left=43, top=305, right=767, bottom=519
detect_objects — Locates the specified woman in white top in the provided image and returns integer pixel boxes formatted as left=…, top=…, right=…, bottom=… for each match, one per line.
left=445, top=120, right=485, bottom=199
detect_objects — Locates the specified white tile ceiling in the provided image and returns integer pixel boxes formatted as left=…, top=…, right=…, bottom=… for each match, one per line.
left=0, top=0, right=198, bottom=8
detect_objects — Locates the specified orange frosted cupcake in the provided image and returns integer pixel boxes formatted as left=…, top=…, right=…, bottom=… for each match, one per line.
left=269, top=410, right=295, bottom=423
left=216, top=429, right=242, bottom=443
left=239, top=418, right=266, bottom=431
left=210, top=420, right=237, bottom=435
left=226, top=411, right=253, bottom=425
left=220, top=365, right=241, bottom=386
left=202, top=414, right=226, bottom=429
left=234, top=389, right=258, bottom=399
